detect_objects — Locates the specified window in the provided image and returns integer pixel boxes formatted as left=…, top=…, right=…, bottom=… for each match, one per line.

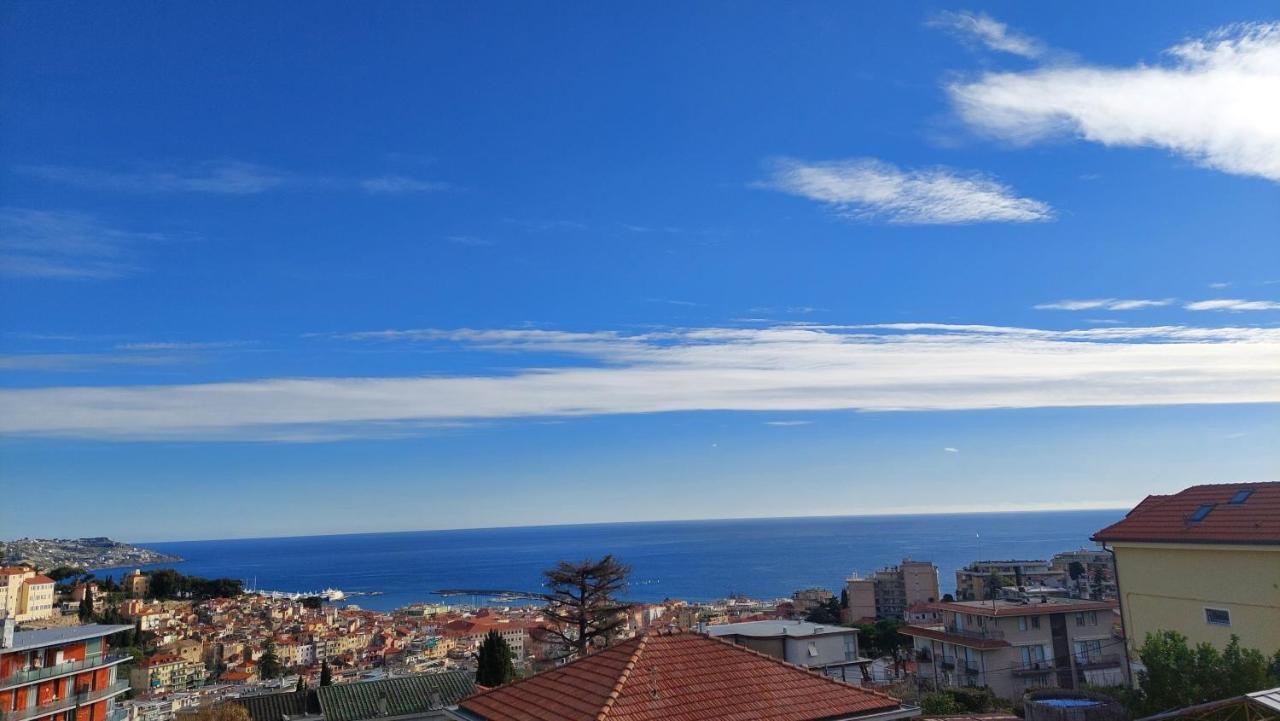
left=1229, top=489, right=1254, bottom=504
left=1018, top=617, right=1027, bottom=632
left=844, top=634, right=857, bottom=661
left=807, top=642, right=819, bottom=657
left=1031, top=615, right=1040, bottom=629
left=1075, top=613, right=1085, bottom=626
left=1189, top=504, right=1214, bottom=522
left=1205, top=608, right=1231, bottom=626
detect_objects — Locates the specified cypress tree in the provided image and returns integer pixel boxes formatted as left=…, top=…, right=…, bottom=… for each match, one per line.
left=319, top=661, right=332, bottom=687
left=475, top=630, right=515, bottom=687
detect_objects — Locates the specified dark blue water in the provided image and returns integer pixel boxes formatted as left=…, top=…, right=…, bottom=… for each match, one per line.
left=95, top=511, right=1123, bottom=611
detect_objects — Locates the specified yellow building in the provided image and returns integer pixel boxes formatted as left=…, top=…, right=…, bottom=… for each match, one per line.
left=0, top=566, right=56, bottom=621
left=1093, top=482, right=1280, bottom=657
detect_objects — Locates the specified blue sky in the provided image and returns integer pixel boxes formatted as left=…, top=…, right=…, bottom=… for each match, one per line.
left=2, top=1, right=1277, bottom=541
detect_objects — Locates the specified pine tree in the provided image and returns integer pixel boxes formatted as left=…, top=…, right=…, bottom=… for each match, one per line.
left=259, top=639, right=282, bottom=680
left=295, top=676, right=306, bottom=693
left=78, top=587, right=95, bottom=622
left=319, top=661, right=332, bottom=687
left=475, top=630, right=515, bottom=687
left=540, top=556, right=630, bottom=658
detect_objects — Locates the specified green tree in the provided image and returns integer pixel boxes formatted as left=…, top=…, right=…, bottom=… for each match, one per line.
left=319, top=661, right=332, bottom=687
left=984, top=572, right=1011, bottom=600
left=540, top=556, right=631, bottom=658
left=804, top=597, right=843, bottom=625
left=475, top=630, right=516, bottom=687
left=840, top=588, right=849, bottom=609
left=1067, top=561, right=1086, bottom=581
left=920, top=693, right=962, bottom=715
left=78, top=587, right=95, bottom=622
left=295, top=677, right=306, bottom=693
left=1134, top=631, right=1279, bottom=715
left=258, top=640, right=283, bottom=680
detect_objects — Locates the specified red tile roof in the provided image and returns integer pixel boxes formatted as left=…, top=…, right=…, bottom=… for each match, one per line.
left=1093, top=482, right=1280, bottom=545
left=458, top=632, right=904, bottom=721
left=24, top=575, right=55, bottom=585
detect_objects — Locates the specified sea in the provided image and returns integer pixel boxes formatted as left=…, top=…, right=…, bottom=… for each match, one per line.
left=94, top=510, right=1124, bottom=612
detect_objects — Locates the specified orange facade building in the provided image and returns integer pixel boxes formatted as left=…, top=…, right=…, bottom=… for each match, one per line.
left=0, top=621, right=133, bottom=721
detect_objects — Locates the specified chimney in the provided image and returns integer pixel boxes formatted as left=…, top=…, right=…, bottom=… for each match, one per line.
left=1, top=614, right=14, bottom=648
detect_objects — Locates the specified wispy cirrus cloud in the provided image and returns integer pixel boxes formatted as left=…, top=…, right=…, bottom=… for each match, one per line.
left=3, top=323, right=1278, bottom=441
left=0, top=208, right=165, bottom=279
left=1185, top=298, right=1280, bottom=311
left=766, top=158, right=1052, bottom=224
left=1034, top=298, right=1171, bottom=311
left=359, top=175, right=451, bottom=194
left=949, top=22, right=1280, bottom=182
left=929, top=10, right=1044, bottom=59
left=18, top=161, right=448, bottom=195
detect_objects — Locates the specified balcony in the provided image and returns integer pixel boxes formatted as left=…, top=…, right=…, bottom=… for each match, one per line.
left=0, top=655, right=131, bottom=691
left=939, top=655, right=956, bottom=671
left=943, top=625, right=1004, bottom=641
left=0, top=682, right=130, bottom=721
left=1076, top=653, right=1123, bottom=669
left=1012, top=659, right=1056, bottom=676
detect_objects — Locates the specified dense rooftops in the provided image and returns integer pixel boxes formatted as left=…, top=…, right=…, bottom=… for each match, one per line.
left=1093, top=482, right=1280, bottom=545
left=458, top=632, right=909, bottom=721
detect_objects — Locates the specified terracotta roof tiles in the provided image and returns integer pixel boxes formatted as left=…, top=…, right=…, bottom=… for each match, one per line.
left=458, top=632, right=905, bottom=721
left=1093, top=482, right=1280, bottom=544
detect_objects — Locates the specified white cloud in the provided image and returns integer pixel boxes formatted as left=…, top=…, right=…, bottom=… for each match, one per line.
left=765, top=420, right=812, bottom=427
left=115, top=341, right=246, bottom=351
left=19, top=161, right=289, bottom=194
left=1034, top=298, right=1171, bottom=311
left=943, top=447, right=960, bottom=453
left=359, top=175, right=450, bottom=194
left=19, top=162, right=448, bottom=195
left=930, top=11, right=1044, bottom=58
left=767, top=158, right=1052, bottom=224
left=949, top=22, right=1280, bottom=182
left=1185, top=298, right=1280, bottom=311
left=3, top=323, right=1279, bottom=441
left=0, top=208, right=164, bottom=279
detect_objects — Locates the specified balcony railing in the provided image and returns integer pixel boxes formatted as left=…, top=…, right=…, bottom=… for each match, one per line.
left=943, top=625, right=1005, bottom=641
left=1076, top=653, right=1122, bottom=669
left=939, top=655, right=956, bottom=671
left=0, top=655, right=131, bottom=691
left=1012, top=659, right=1055, bottom=675
left=0, top=681, right=130, bottom=721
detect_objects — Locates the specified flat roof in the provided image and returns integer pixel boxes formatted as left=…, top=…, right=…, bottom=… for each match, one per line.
left=704, top=620, right=854, bottom=638
left=3, top=624, right=133, bottom=654
left=930, top=599, right=1115, bottom=618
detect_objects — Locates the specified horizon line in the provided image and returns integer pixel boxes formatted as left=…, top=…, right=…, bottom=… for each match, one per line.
left=123, top=502, right=1134, bottom=546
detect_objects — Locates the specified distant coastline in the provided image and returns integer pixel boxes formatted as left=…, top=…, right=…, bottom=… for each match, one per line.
left=2, top=536, right=183, bottom=570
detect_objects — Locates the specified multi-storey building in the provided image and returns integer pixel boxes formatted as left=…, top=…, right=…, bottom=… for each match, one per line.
left=127, top=654, right=206, bottom=695
left=790, top=588, right=835, bottom=616
left=1093, top=482, right=1280, bottom=657
left=902, top=597, right=1124, bottom=700
left=123, top=574, right=148, bottom=602
left=1049, top=549, right=1117, bottom=600
left=845, top=559, right=940, bottom=621
left=954, top=561, right=1066, bottom=602
left=0, top=619, right=133, bottom=721
left=0, top=570, right=57, bottom=623
left=705, top=620, right=868, bottom=684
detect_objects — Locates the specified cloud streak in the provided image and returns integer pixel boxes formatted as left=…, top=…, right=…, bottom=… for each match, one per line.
left=18, top=162, right=448, bottom=195
left=767, top=158, right=1052, bottom=224
left=949, top=22, right=1280, bottom=182
left=2, top=323, right=1278, bottom=441
left=1185, top=298, right=1280, bottom=311
left=1035, top=298, right=1171, bottom=311
left=929, top=11, right=1044, bottom=58
left=0, top=208, right=165, bottom=279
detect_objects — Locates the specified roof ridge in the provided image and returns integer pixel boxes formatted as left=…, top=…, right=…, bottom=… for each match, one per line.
left=459, top=634, right=646, bottom=705
left=596, top=631, right=651, bottom=721
left=692, top=631, right=901, bottom=705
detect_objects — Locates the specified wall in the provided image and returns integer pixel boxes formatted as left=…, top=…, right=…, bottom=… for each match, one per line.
left=1112, top=542, right=1280, bottom=655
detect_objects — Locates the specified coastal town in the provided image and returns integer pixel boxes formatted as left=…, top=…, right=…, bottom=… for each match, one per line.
left=2, top=481, right=1276, bottom=721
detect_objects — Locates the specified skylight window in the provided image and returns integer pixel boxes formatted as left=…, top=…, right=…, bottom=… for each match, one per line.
left=1189, top=504, right=1214, bottom=522
left=1229, top=489, right=1254, bottom=504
